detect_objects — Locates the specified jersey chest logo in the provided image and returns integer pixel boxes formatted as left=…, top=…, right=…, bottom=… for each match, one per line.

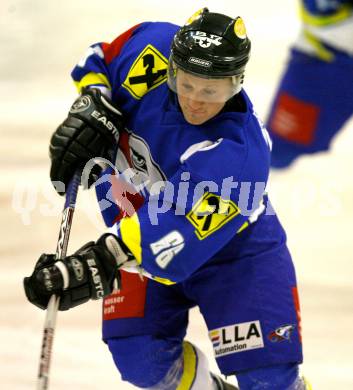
left=122, top=44, right=168, bottom=99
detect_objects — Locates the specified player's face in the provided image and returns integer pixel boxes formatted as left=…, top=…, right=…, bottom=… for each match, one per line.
left=176, top=70, right=233, bottom=125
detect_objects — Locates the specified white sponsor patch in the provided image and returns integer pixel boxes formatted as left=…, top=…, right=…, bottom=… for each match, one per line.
left=209, top=320, right=264, bottom=357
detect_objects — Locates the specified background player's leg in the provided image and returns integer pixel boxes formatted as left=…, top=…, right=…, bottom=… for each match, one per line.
left=266, top=48, right=353, bottom=168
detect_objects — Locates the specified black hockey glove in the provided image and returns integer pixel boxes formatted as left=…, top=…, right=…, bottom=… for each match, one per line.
left=50, top=88, right=124, bottom=195
left=23, top=234, right=135, bottom=311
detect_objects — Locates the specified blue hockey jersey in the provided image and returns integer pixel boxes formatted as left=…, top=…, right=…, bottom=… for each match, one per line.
left=71, top=22, right=272, bottom=284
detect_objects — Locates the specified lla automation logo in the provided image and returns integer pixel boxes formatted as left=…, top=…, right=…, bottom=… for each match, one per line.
left=209, top=320, right=264, bottom=357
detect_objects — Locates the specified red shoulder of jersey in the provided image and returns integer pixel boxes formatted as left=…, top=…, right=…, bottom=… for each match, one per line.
left=102, top=23, right=142, bottom=65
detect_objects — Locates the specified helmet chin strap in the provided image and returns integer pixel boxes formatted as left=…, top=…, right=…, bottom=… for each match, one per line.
left=230, top=74, right=244, bottom=95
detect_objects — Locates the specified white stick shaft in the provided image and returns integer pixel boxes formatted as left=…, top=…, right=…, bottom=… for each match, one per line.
left=37, top=295, right=60, bottom=390
left=36, top=172, right=80, bottom=390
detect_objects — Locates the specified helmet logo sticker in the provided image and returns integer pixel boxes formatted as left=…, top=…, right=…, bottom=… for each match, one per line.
left=234, top=17, right=247, bottom=39
left=192, top=31, right=222, bottom=48
left=188, top=57, right=212, bottom=68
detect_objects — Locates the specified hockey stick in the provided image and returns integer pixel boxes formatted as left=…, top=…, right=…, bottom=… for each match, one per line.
left=37, top=171, right=81, bottom=390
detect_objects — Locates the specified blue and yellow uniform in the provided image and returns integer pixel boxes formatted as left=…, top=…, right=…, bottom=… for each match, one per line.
left=267, top=0, right=353, bottom=168
left=72, top=21, right=303, bottom=388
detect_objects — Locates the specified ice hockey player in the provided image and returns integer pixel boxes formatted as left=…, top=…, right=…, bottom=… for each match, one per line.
left=24, top=8, right=311, bottom=389
left=266, top=0, right=353, bottom=168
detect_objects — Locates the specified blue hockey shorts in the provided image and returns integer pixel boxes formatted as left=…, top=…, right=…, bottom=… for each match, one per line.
left=102, top=212, right=303, bottom=376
